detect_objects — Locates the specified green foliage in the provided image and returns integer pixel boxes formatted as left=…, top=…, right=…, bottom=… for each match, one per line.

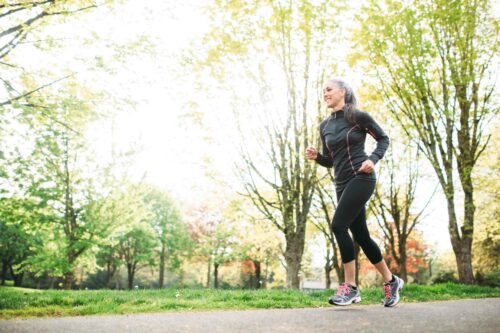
left=195, top=0, right=346, bottom=289
left=0, top=197, right=45, bottom=283
left=143, top=186, right=192, bottom=271
left=194, top=216, right=238, bottom=286
left=473, top=123, right=500, bottom=273
left=117, top=224, right=157, bottom=269
left=475, top=270, right=500, bottom=288
left=0, top=0, right=117, bottom=111
left=17, top=103, right=101, bottom=284
left=432, top=271, right=459, bottom=284
left=0, top=0, right=184, bottom=290
left=352, top=0, right=500, bottom=283
left=1, top=82, right=124, bottom=287
left=195, top=0, right=341, bottom=82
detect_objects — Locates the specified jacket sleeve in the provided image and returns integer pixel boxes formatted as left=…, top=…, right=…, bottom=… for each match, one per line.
left=315, top=122, right=334, bottom=168
left=356, top=111, right=390, bottom=164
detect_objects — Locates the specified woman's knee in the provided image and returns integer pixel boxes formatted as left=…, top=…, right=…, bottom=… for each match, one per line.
left=331, top=222, right=348, bottom=235
left=352, top=234, right=371, bottom=246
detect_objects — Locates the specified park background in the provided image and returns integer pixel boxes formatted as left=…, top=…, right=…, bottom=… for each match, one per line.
left=0, top=0, right=499, bottom=294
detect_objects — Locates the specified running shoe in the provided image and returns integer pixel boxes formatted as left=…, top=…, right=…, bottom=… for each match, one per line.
left=328, top=283, right=361, bottom=306
left=383, top=275, right=404, bottom=307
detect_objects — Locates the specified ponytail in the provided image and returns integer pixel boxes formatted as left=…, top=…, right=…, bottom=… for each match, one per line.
left=328, top=78, right=357, bottom=124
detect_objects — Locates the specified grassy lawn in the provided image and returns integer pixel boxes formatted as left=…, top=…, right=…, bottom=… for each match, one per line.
left=0, top=283, right=499, bottom=319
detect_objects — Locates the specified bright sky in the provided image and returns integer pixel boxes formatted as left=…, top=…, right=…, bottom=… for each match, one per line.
left=13, top=0, right=476, bottom=255
left=102, top=0, right=454, bottom=253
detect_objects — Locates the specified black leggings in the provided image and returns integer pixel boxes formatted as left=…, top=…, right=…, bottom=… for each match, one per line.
left=332, top=176, right=383, bottom=265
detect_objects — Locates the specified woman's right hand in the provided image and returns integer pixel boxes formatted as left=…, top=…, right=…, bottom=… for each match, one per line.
left=306, top=146, right=318, bottom=160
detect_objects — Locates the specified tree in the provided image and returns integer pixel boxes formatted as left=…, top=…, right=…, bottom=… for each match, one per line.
left=382, top=230, right=429, bottom=283
left=308, top=171, right=343, bottom=289
left=117, top=223, right=156, bottom=290
left=353, top=0, right=500, bottom=283
left=12, top=87, right=112, bottom=289
left=34, top=102, right=95, bottom=289
left=95, top=241, right=121, bottom=289
left=188, top=208, right=237, bottom=289
left=0, top=0, right=111, bottom=107
left=370, top=147, right=435, bottom=281
left=91, top=182, right=156, bottom=289
left=197, top=0, right=343, bottom=289
left=0, top=197, right=43, bottom=286
left=143, top=186, right=192, bottom=289
left=228, top=198, right=282, bottom=289
left=472, top=119, right=500, bottom=275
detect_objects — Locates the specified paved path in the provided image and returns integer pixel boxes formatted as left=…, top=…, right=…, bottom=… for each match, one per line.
left=1, top=298, right=499, bottom=333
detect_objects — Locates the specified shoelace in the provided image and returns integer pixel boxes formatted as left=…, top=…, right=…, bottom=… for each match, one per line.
left=384, top=283, right=392, bottom=299
left=336, top=283, right=351, bottom=297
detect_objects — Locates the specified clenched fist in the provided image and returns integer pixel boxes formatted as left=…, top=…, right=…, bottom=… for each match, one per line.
left=306, top=146, right=318, bottom=160
left=358, top=159, right=374, bottom=173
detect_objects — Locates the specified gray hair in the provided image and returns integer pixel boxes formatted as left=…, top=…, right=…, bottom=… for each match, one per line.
left=328, top=78, right=358, bottom=124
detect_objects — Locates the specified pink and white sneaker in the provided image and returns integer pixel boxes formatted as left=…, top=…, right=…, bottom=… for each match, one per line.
left=329, top=283, right=361, bottom=306
left=383, top=275, right=404, bottom=307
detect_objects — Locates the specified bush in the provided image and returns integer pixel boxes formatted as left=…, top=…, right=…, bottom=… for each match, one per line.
left=475, top=270, right=500, bottom=287
left=431, top=271, right=458, bottom=284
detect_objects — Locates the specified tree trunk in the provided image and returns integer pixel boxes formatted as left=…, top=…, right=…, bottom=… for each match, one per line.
left=400, top=254, right=407, bottom=282
left=324, top=242, right=335, bottom=289
left=456, top=242, right=474, bottom=283
left=178, top=269, right=185, bottom=288
left=14, top=272, right=23, bottom=287
left=127, top=263, right=135, bottom=290
left=446, top=195, right=474, bottom=284
left=63, top=270, right=74, bottom=290
left=49, top=275, right=55, bottom=289
left=326, top=227, right=344, bottom=284
left=9, top=264, right=23, bottom=287
left=159, top=243, right=166, bottom=288
left=105, top=261, right=117, bottom=289
left=324, top=264, right=332, bottom=289
left=284, top=242, right=303, bottom=289
left=354, top=242, right=360, bottom=287
left=285, top=260, right=301, bottom=289
left=283, top=226, right=306, bottom=289
left=457, top=176, right=475, bottom=284
left=106, top=262, right=112, bottom=287
left=399, top=242, right=408, bottom=282
left=63, top=252, right=78, bottom=290
left=213, top=263, right=219, bottom=289
left=254, top=260, right=261, bottom=289
left=333, top=248, right=343, bottom=285
left=339, top=267, right=344, bottom=284
left=1, top=259, right=9, bottom=285
left=263, top=256, right=269, bottom=289
left=428, top=258, right=433, bottom=278
left=206, top=258, right=211, bottom=288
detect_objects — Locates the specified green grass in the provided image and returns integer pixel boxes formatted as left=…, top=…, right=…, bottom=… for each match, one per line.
left=0, top=283, right=498, bottom=319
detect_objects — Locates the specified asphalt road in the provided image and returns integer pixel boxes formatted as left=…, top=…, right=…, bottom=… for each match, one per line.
left=1, top=298, right=499, bottom=333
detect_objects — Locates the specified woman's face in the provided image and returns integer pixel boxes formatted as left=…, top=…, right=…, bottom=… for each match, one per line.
left=323, top=82, right=345, bottom=109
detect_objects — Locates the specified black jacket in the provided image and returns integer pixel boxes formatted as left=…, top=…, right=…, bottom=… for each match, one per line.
left=315, top=108, right=390, bottom=191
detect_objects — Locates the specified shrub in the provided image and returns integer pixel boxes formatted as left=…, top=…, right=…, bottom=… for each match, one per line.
left=431, top=271, right=458, bottom=284
left=475, top=270, right=500, bottom=287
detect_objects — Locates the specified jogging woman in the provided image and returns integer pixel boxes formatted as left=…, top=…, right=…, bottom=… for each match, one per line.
left=305, top=78, right=404, bottom=307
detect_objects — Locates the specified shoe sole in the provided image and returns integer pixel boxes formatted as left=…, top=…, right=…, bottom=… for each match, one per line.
left=384, top=278, right=404, bottom=307
left=329, top=295, right=362, bottom=306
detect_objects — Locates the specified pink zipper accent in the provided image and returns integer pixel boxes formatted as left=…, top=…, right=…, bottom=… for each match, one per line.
left=347, top=125, right=359, bottom=175
left=365, top=127, right=378, bottom=139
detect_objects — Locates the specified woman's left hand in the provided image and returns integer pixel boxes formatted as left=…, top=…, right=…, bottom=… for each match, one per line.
left=359, top=159, right=374, bottom=173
